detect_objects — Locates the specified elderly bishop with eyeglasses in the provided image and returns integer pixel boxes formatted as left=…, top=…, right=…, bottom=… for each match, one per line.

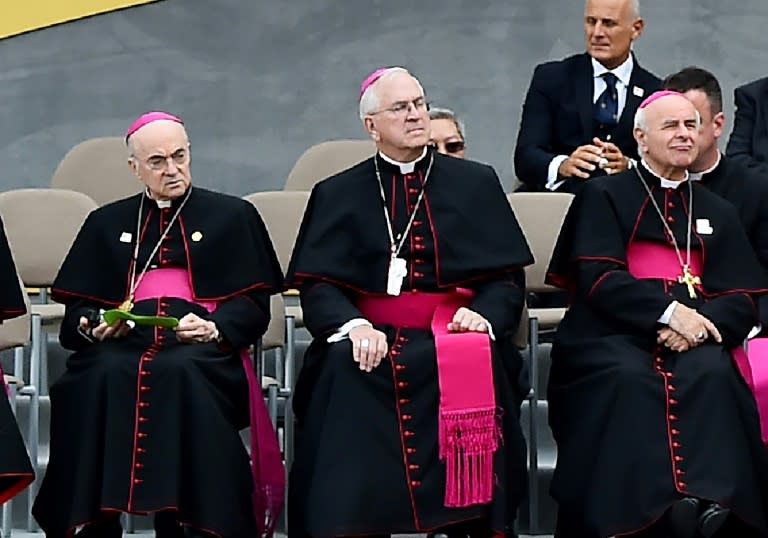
left=286, top=67, right=534, bottom=538
left=33, top=112, right=285, bottom=538
left=546, top=91, right=768, bottom=538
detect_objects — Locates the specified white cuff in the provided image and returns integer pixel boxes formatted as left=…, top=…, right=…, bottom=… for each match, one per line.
left=658, top=301, right=678, bottom=325
left=748, top=324, right=762, bottom=339
left=480, top=316, right=496, bottom=341
left=546, top=155, right=569, bottom=191
left=327, top=318, right=372, bottom=343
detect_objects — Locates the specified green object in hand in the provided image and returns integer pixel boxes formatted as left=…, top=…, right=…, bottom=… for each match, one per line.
left=102, top=309, right=179, bottom=328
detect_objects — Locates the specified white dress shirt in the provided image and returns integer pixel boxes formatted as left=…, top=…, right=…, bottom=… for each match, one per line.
left=546, top=55, right=635, bottom=192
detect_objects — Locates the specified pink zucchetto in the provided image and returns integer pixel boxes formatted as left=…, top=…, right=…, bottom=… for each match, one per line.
left=638, top=90, right=683, bottom=109
left=359, top=67, right=392, bottom=100
left=125, top=111, right=184, bottom=142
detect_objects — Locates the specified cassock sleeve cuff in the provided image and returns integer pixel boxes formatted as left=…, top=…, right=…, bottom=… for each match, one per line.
left=657, top=301, right=678, bottom=325
left=327, top=318, right=373, bottom=343
left=546, top=155, right=569, bottom=191
left=481, top=316, right=496, bottom=341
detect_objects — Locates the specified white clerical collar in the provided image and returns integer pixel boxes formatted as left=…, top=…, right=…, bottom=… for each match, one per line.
left=378, top=147, right=428, bottom=174
left=688, top=152, right=722, bottom=182
left=592, top=54, right=634, bottom=88
left=641, top=159, right=689, bottom=189
left=145, top=189, right=172, bottom=208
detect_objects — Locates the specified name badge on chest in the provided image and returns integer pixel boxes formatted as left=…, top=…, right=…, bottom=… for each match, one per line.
left=387, top=257, right=408, bottom=296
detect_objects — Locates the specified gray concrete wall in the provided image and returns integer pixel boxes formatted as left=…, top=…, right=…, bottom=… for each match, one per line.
left=0, top=0, right=766, bottom=195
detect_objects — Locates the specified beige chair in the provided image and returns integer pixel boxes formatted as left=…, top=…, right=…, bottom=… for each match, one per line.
left=244, top=189, right=308, bottom=374
left=508, top=192, right=574, bottom=330
left=0, top=276, right=40, bottom=534
left=244, top=191, right=309, bottom=274
left=0, top=189, right=98, bottom=402
left=507, top=191, right=574, bottom=534
left=283, top=139, right=376, bottom=191
left=50, top=136, right=143, bottom=206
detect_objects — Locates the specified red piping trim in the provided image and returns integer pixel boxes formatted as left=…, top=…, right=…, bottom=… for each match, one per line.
left=387, top=328, right=421, bottom=529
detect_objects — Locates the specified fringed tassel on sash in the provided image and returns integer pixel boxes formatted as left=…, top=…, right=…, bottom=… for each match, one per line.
left=439, top=408, right=501, bottom=507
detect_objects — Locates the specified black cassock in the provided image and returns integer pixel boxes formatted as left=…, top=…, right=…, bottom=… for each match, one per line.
left=0, top=216, right=34, bottom=504
left=32, top=187, right=283, bottom=538
left=546, top=166, right=768, bottom=537
left=697, top=155, right=768, bottom=325
left=286, top=150, right=534, bottom=537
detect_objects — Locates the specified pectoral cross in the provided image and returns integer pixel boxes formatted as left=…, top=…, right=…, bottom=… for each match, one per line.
left=677, top=265, right=701, bottom=299
left=118, top=296, right=134, bottom=313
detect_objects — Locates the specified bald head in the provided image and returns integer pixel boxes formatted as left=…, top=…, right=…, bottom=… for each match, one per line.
left=128, top=119, right=192, bottom=201
left=634, top=92, right=700, bottom=179
left=584, top=0, right=643, bottom=69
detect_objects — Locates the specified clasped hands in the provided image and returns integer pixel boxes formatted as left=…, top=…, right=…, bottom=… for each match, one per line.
left=657, top=303, right=722, bottom=353
left=79, top=312, right=219, bottom=344
left=558, top=137, right=629, bottom=179
left=349, top=307, right=488, bottom=372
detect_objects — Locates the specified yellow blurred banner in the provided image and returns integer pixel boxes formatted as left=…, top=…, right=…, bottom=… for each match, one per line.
left=1, top=0, right=161, bottom=39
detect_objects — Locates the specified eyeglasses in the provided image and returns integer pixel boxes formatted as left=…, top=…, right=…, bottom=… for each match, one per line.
left=430, top=140, right=466, bottom=155
left=370, top=97, right=430, bottom=117
left=141, top=148, right=189, bottom=171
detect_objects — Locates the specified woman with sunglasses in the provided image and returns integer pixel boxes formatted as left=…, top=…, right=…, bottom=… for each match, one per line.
left=429, top=107, right=467, bottom=158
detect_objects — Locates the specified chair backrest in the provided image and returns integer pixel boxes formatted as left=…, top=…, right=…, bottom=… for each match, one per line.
left=243, top=191, right=309, bottom=274
left=508, top=192, right=574, bottom=292
left=283, top=139, right=376, bottom=191
left=50, top=136, right=144, bottom=206
left=0, top=274, right=31, bottom=351
left=263, top=293, right=286, bottom=351
left=0, top=189, right=98, bottom=287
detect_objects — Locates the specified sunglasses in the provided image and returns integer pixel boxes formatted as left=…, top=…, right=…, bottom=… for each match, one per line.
left=429, top=141, right=466, bottom=154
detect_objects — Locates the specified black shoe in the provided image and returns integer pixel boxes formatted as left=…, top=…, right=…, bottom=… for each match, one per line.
left=76, top=517, right=122, bottom=538
left=155, top=510, right=184, bottom=538
left=698, top=503, right=730, bottom=538
left=665, top=497, right=700, bottom=538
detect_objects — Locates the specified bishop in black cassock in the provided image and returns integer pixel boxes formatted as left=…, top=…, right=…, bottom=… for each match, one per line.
left=546, top=91, right=768, bottom=538
left=32, top=113, right=284, bottom=538
left=0, top=216, right=34, bottom=505
left=286, top=68, right=533, bottom=538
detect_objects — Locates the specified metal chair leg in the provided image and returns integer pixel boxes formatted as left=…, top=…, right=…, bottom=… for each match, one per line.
left=27, top=313, right=42, bottom=532
left=124, top=512, right=135, bottom=532
left=267, top=385, right=279, bottom=428
left=528, top=317, right=540, bottom=535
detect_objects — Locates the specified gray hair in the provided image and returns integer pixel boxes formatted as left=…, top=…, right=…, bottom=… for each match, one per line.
left=359, top=67, right=425, bottom=121
left=428, top=107, right=466, bottom=141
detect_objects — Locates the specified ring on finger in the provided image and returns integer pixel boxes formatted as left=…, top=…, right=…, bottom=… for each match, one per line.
left=696, top=331, right=706, bottom=340
left=360, top=338, right=370, bottom=348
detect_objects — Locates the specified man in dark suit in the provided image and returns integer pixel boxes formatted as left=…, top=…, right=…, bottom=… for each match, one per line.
left=726, top=76, right=768, bottom=175
left=664, top=66, right=768, bottom=324
left=514, top=0, right=660, bottom=193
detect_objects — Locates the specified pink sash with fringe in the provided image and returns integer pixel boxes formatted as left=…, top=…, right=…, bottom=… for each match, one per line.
left=134, top=268, right=284, bottom=536
left=733, top=343, right=768, bottom=444
left=356, top=289, right=498, bottom=507
left=627, top=242, right=768, bottom=444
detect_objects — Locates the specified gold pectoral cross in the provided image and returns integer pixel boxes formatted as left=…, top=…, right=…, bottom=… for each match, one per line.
left=118, top=297, right=134, bottom=313
left=677, top=265, right=701, bottom=299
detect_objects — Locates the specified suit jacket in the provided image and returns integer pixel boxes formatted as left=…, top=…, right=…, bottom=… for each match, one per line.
left=726, top=76, right=768, bottom=175
left=514, top=53, right=660, bottom=192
